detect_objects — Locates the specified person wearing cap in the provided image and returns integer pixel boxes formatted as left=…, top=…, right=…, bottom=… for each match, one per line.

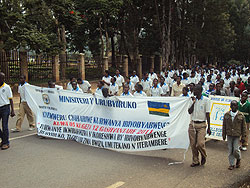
left=0, top=72, right=15, bottom=150
left=11, top=75, right=35, bottom=133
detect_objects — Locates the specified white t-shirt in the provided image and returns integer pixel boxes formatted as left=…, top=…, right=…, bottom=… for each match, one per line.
left=67, top=82, right=79, bottom=90
left=114, top=74, right=125, bottom=87
left=126, top=82, right=135, bottom=92
left=182, top=78, right=189, bottom=86
left=224, top=78, right=231, bottom=88
left=241, top=75, right=249, bottom=83
left=189, top=77, right=198, bottom=84
left=130, top=75, right=139, bottom=85
left=151, top=86, right=163, bottom=97
left=133, top=91, right=147, bottom=97
left=148, top=72, right=158, bottom=81
left=109, top=83, right=119, bottom=95
left=190, top=96, right=211, bottom=121
left=102, top=76, right=111, bottom=89
left=95, top=87, right=103, bottom=96
left=18, top=82, right=29, bottom=102
left=121, top=92, right=134, bottom=97
left=72, top=87, right=83, bottom=93
left=66, top=82, right=73, bottom=90
left=160, top=71, right=165, bottom=77
left=204, top=81, right=213, bottom=91
left=160, top=83, right=169, bottom=95
left=221, top=72, right=226, bottom=79
left=141, top=78, right=152, bottom=91
left=211, top=74, right=217, bottom=83
left=55, top=85, right=63, bottom=90
left=164, top=77, right=173, bottom=87
left=198, top=75, right=206, bottom=82
left=0, top=83, right=13, bottom=107
left=168, top=70, right=174, bottom=78
left=231, top=75, right=238, bottom=83
left=79, top=80, right=91, bottom=93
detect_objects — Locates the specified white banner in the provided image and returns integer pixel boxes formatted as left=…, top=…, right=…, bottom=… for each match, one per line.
left=207, top=95, right=239, bottom=140
left=25, top=85, right=191, bottom=151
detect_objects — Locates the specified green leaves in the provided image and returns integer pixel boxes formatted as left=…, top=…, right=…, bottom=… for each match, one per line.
left=0, top=0, right=249, bottom=64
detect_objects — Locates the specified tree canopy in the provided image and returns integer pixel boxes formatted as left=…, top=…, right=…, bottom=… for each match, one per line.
left=0, top=0, right=250, bottom=66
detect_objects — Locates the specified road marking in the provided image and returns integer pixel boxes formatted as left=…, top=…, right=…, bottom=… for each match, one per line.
left=106, top=181, right=125, bottom=188
left=9, top=133, right=37, bottom=141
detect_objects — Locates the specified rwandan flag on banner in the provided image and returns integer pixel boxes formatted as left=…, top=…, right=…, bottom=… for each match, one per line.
left=147, top=101, right=170, bottom=117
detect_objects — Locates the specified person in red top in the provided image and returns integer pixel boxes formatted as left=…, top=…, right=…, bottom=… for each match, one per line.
left=236, top=78, right=246, bottom=94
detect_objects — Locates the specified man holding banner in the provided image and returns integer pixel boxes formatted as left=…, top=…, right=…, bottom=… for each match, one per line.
left=188, top=85, right=211, bottom=167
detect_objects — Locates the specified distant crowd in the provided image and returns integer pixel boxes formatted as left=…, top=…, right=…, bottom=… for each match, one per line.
left=53, top=65, right=250, bottom=100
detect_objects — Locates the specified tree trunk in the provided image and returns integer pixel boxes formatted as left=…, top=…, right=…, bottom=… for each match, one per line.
left=166, top=0, right=172, bottom=68
left=99, top=17, right=104, bottom=69
left=111, top=35, right=116, bottom=68
left=59, top=24, right=67, bottom=80
left=104, top=16, right=110, bottom=58
left=132, top=27, right=139, bottom=71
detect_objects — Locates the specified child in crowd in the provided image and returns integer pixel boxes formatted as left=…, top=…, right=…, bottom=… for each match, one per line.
left=222, top=100, right=247, bottom=170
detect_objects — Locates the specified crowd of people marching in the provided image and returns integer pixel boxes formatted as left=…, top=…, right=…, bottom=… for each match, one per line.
left=0, top=64, right=249, bottom=170
left=58, top=65, right=250, bottom=99
left=45, top=64, right=250, bottom=170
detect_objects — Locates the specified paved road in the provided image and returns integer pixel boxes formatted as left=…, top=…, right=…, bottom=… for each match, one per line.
left=1, top=109, right=249, bottom=188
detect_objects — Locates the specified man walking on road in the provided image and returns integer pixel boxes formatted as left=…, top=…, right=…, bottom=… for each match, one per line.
left=222, top=100, right=247, bottom=170
left=188, top=85, right=211, bottom=167
left=0, top=72, right=15, bottom=150
left=11, top=75, right=35, bottom=132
